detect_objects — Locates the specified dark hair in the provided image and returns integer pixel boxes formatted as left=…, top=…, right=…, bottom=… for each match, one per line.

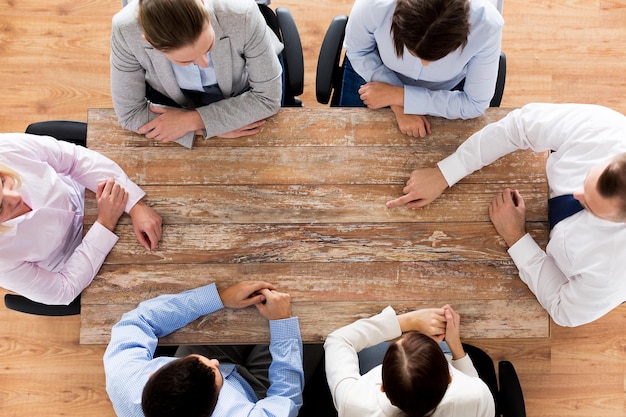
left=142, top=355, right=219, bottom=417
left=138, top=0, right=209, bottom=51
left=597, top=153, right=626, bottom=219
left=391, top=0, right=470, bottom=61
left=381, top=332, right=449, bottom=417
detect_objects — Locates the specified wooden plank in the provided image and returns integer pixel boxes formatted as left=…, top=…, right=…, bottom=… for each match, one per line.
left=82, top=261, right=535, bottom=305
left=80, top=298, right=549, bottom=345
left=84, top=182, right=549, bottom=224
left=86, top=107, right=516, bottom=149
left=98, top=222, right=548, bottom=264
left=95, top=145, right=548, bottom=186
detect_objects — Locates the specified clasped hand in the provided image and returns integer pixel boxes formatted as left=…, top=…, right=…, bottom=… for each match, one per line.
left=96, top=179, right=163, bottom=251
left=219, top=281, right=292, bottom=321
left=397, top=304, right=464, bottom=358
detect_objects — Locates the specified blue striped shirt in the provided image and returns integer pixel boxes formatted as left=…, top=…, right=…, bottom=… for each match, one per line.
left=103, top=283, right=304, bottom=417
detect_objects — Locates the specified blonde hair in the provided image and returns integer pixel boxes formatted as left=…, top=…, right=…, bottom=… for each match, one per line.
left=0, top=163, right=23, bottom=232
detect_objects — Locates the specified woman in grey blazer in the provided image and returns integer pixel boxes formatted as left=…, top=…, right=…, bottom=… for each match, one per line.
left=111, top=0, right=284, bottom=148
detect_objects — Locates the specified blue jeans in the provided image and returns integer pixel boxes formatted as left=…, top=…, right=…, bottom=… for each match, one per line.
left=338, top=58, right=367, bottom=107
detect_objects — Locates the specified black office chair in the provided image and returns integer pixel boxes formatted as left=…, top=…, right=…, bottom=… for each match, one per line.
left=258, top=4, right=304, bottom=107
left=315, top=15, right=506, bottom=108
left=464, top=343, right=526, bottom=417
left=2, top=120, right=87, bottom=316
left=25, top=120, right=87, bottom=147
left=4, top=293, right=81, bottom=316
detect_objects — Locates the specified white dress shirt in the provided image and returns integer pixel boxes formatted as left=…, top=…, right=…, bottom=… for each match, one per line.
left=437, top=103, right=626, bottom=326
left=324, top=306, right=495, bottom=417
left=344, top=0, right=503, bottom=119
left=0, top=133, right=145, bottom=305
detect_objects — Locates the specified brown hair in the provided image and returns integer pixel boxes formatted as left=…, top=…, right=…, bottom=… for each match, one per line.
left=138, top=0, right=209, bottom=51
left=381, top=332, right=449, bottom=417
left=597, top=153, right=626, bottom=219
left=142, top=355, right=219, bottom=417
left=391, top=0, right=470, bottom=61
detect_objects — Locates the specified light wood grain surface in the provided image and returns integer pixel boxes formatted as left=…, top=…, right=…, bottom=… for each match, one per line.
left=79, top=107, right=549, bottom=344
left=1, top=0, right=625, bottom=416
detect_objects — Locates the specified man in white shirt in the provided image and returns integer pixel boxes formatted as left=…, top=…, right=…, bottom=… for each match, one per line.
left=387, top=103, right=626, bottom=327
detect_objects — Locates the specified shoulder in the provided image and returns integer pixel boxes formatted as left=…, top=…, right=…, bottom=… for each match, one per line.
left=112, top=0, right=139, bottom=28
left=350, top=0, right=396, bottom=18
left=207, top=0, right=257, bottom=18
left=434, top=367, right=495, bottom=415
left=468, top=0, right=504, bottom=32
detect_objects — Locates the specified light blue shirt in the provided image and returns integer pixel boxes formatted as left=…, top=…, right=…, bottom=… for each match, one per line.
left=344, top=0, right=504, bottom=119
left=103, top=283, right=304, bottom=417
left=171, top=52, right=219, bottom=91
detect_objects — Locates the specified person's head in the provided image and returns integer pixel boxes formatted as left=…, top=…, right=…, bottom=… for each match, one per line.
left=381, top=332, right=450, bottom=417
left=138, top=0, right=215, bottom=67
left=390, top=0, right=470, bottom=62
left=0, top=163, right=25, bottom=229
left=141, top=354, right=223, bottom=417
left=573, top=153, right=626, bottom=223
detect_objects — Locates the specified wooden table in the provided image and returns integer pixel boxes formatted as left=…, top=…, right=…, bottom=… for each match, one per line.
left=79, top=107, right=550, bottom=345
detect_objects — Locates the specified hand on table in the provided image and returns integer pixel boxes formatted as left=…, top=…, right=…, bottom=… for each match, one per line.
left=217, top=120, right=266, bottom=138
left=138, top=106, right=204, bottom=142
left=128, top=200, right=162, bottom=250
left=391, top=105, right=431, bottom=138
left=386, top=167, right=448, bottom=209
left=489, top=188, right=527, bottom=247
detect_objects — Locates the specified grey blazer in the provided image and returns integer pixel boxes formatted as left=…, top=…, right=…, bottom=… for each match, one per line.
left=111, top=0, right=284, bottom=148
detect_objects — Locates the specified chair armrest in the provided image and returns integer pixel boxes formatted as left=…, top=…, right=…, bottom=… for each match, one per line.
left=315, top=15, right=348, bottom=104
left=276, top=7, right=304, bottom=97
left=498, top=360, right=526, bottom=417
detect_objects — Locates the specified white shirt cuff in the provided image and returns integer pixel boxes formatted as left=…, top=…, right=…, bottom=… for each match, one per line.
left=437, top=153, right=468, bottom=187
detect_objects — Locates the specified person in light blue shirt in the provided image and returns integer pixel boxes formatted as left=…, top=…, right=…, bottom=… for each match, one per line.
left=341, top=0, right=503, bottom=138
left=103, top=281, right=304, bottom=417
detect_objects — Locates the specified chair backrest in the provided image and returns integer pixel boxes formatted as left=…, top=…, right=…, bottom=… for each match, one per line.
left=4, top=293, right=81, bottom=316
left=25, top=120, right=87, bottom=147
left=276, top=7, right=304, bottom=105
left=257, top=5, right=305, bottom=107
left=463, top=343, right=526, bottom=417
left=315, top=15, right=348, bottom=105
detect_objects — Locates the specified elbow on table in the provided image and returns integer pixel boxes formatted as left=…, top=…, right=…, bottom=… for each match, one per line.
left=457, top=99, right=489, bottom=120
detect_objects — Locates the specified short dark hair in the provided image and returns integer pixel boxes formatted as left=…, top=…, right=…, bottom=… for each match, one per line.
left=381, top=332, right=449, bottom=417
left=597, top=152, right=626, bottom=219
left=391, top=0, right=470, bottom=61
left=142, top=355, right=219, bottom=417
left=138, top=0, right=209, bottom=51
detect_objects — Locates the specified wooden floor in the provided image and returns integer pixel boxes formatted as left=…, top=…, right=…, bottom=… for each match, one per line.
left=1, top=0, right=625, bottom=415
